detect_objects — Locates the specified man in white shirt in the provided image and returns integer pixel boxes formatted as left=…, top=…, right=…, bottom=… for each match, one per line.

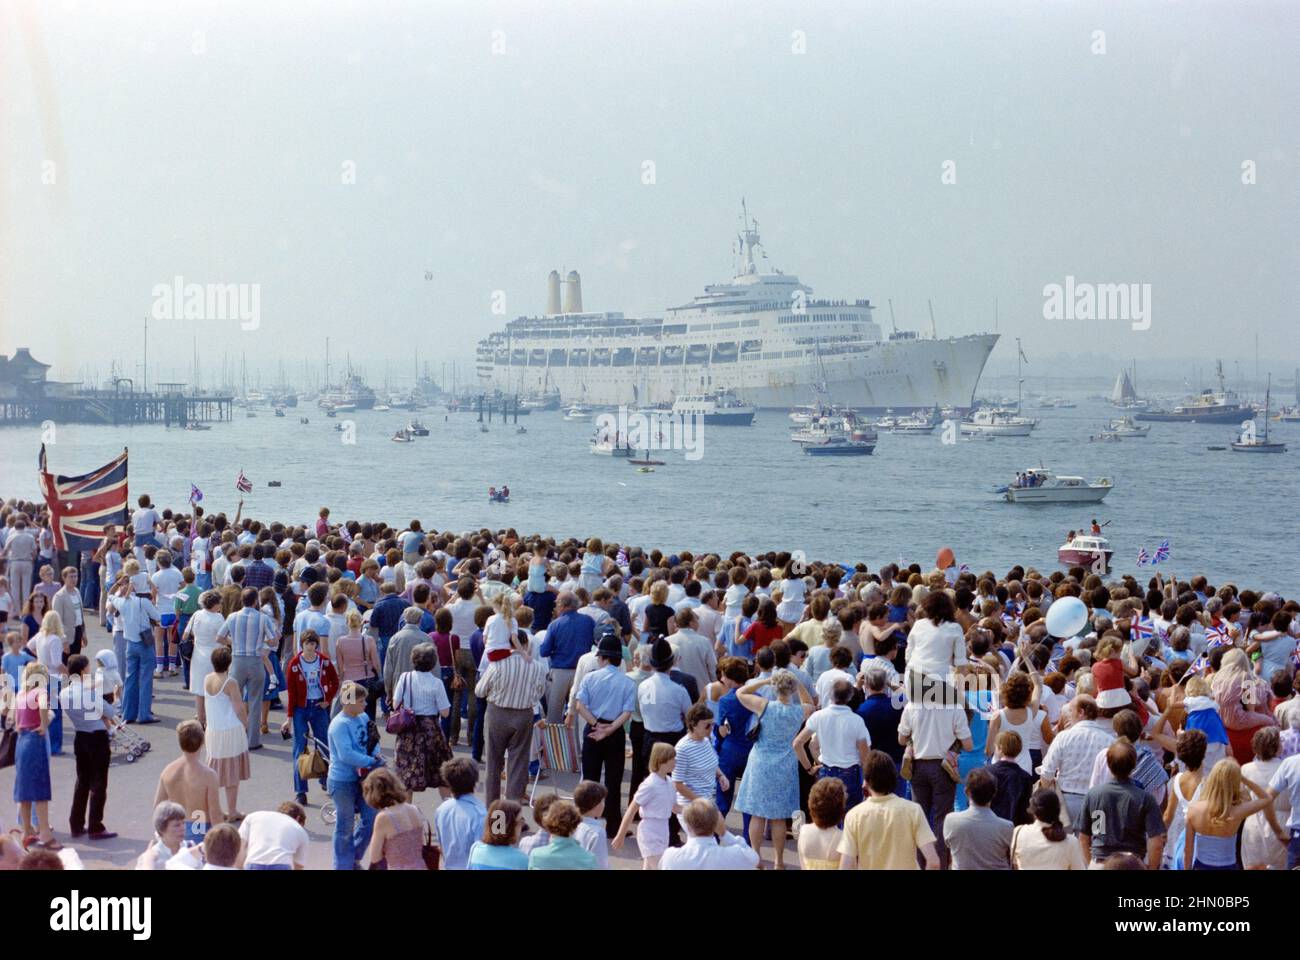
left=815, top=646, right=857, bottom=708
left=898, top=697, right=973, bottom=869
left=1037, top=695, right=1115, bottom=831
left=794, top=679, right=872, bottom=810
left=660, top=799, right=758, bottom=870
left=694, top=590, right=722, bottom=645
left=238, top=804, right=311, bottom=869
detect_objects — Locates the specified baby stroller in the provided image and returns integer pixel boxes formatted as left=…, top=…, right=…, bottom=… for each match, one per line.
left=301, top=730, right=336, bottom=824
left=107, top=715, right=151, bottom=763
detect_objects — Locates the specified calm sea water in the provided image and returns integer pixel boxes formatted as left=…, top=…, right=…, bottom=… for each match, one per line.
left=5, top=399, right=1297, bottom=589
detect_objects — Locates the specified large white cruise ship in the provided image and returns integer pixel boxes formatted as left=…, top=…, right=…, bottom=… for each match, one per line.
left=476, top=209, right=998, bottom=411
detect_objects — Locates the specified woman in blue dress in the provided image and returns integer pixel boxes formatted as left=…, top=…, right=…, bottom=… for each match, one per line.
left=732, top=669, right=815, bottom=869
left=708, top=658, right=756, bottom=823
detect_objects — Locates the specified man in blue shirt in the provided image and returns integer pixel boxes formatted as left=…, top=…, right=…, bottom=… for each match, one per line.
left=294, top=582, right=333, bottom=659
left=108, top=581, right=162, bottom=723
left=573, top=629, right=637, bottom=838
left=434, top=757, right=486, bottom=870
left=327, top=681, right=385, bottom=870
left=243, top=544, right=274, bottom=590
left=539, top=593, right=595, bottom=723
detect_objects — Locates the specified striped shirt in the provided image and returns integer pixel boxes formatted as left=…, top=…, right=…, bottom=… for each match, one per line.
left=217, top=607, right=277, bottom=657
left=474, top=652, right=547, bottom=710
left=671, top=734, right=719, bottom=800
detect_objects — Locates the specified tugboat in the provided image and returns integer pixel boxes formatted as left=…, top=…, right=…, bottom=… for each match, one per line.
left=999, top=468, right=1112, bottom=503
left=1058, top=533, right=1113, bottom=572
left=1136, top=361, right=1246, bottom=423
left=1230, top=374, right=1287, bottom=453
left=408, top=420, right=430, bottom=436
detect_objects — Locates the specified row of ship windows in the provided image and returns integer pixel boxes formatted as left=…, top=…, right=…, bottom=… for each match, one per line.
left=485, top=344, right=882, bottom=367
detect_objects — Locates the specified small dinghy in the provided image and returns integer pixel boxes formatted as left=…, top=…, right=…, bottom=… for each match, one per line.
left=267, top=481, right=282, bottom=488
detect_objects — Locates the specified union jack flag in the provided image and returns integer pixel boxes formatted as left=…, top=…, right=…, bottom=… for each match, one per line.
left=1189, top=652, right=1210, bottom=674
left=1133, top=617, right=1155, bottom=646
left=235, top=470, right=252, bottom=494
left=189, top=483, right=203, bottom=504
left=1204, top=623, right=1232, bottom=649
left=38, top=444, right=129, bottom=553
left=1136, top=547, right=1150, bottom=566
left=1152, top=539, right=1171, bottom=564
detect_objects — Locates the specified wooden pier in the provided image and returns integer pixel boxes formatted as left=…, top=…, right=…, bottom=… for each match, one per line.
left=0, top=388, right=234, bottom=426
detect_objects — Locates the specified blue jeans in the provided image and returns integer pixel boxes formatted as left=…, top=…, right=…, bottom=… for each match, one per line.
left=292, top=704, right=331, bottom=794
left=1288, top=830, right=1300, bottom=871
left=819, top=764, right=865, bottom=813
left=80, top=560, right=100, bottom=611
left=471, top=696, right=487, bottom=761
left=123, top=641, right=156, bottom=722
left=327, top=778, right=376, bottom=870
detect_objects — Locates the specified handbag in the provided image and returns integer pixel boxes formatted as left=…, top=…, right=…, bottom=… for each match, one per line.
left=356, top=636, right=385, bottom=700
left=0, top=722, right=16, bottom=770
left=421, top=819, right=441, bottom=870
left=744, top=707, right=763, bottom=743
left=386, top=673, right=416, bottom=735
left=297, top=739, right=328, bottom=781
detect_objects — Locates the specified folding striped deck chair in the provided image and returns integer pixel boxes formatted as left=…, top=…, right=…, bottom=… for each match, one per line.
left=530, top=721, right=580, bottom=803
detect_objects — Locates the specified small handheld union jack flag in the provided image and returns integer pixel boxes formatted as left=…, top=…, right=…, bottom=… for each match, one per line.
left=235, top=470, right=252, bottom=494
left=1152, top=539, right=1171, bottom=564
left=1136, top=546, right=1150, bottom=566
left=189, top=483, right=203, bottom=504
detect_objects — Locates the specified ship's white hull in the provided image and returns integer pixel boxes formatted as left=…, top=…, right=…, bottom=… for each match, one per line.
left=481, top=334, right=997, bottom=412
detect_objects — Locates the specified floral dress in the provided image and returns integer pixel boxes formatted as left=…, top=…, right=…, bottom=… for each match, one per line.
left=733, top=700, right=804, bottom=820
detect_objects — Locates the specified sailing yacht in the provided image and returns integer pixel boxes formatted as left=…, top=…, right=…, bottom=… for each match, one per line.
left=1230, top=375, right=1286, bottom=453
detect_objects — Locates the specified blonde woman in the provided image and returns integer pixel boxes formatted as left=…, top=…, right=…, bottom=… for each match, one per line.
left=1184, top=758, right=1287, bottom=870
left=1212, top=648, right=1277, bottom=763
left=31, top=611, right=68, bottom=755
left=334, top=610, right=381, bottom=719
left=7, top=662, right=58, bottom=849
left=203, top=645, right=251, bottom=820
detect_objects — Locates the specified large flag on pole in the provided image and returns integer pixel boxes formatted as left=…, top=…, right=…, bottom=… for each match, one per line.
left=38, top=444, right=129, bottom=552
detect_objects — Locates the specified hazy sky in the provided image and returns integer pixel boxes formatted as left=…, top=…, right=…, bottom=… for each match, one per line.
left=3, top=0, right=1298, bottom=390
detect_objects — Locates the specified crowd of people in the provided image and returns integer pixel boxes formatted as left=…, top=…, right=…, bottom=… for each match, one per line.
left=2, top=490, right=1299, bottom=871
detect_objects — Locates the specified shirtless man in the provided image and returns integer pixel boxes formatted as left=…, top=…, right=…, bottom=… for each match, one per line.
left=154, top=719, right=223, bottom=844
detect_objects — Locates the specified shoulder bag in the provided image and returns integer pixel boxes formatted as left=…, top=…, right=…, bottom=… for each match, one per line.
left=386, top=672, right=416, bottom=735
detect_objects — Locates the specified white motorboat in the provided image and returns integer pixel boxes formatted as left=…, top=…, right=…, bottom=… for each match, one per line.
left=1059, top=534, right=1113, bottom=571
left=999, top=468, right=1113, bottom=503
left=1090, top=431, right=1121, bottom=443
left=670, top=390, right=754, bottom=425
left=1107, top=416, right=1150, bottom=437
left=960, top=408, right=1038, bottom=436
left=563, top=405, right=593, bottom=422
left=589, top=432, right=632, bottom=456
left=889, top=415, right=936, bottom=435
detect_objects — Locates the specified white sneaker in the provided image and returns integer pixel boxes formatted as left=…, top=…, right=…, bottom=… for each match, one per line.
left=790, top=810, right=805, bottom=840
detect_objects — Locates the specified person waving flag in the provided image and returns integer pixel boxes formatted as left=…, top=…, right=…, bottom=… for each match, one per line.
left=189, top=483, right=204, bottom=504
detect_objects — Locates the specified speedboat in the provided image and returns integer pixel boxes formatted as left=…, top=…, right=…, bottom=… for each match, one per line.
left=1058, top=534, right=1113, bottom=571
left=488, top=490, right=510, bottom=503
left=563, top=405, right=593, bottom=422
left=1090, top=431, right=1121, bottom=443
left=185, top=422, right=211, bottom=431
left=999, top=468, right=1113, bottom=503
left=373, top=404, right=391, bottom=412
left=391, top=429, right=414, bottom=443
left=408, top=420, right=430, bottom=436
left=802, top=436, right=874, bottom=456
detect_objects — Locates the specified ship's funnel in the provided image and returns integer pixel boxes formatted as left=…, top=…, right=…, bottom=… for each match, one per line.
left=563, top=270, right=583, bottom=314
left=546, top=270, right=562, bottom=316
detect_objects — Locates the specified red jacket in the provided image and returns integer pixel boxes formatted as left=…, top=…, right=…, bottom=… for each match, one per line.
left=285, top=651, right=340, bottom=717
